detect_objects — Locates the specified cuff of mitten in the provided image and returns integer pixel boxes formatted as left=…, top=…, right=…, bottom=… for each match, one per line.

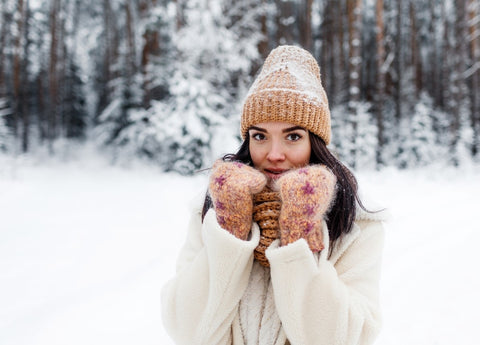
left=203, top=208, right=260, bottom=252
left=265, top=239, right=317, bottom=270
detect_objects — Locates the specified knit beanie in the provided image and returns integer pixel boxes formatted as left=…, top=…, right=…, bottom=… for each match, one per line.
left=241, top=45, right=331, bottom=145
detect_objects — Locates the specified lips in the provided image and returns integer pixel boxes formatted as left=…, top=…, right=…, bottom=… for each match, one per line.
left=263, top=168, right=288, bottom=180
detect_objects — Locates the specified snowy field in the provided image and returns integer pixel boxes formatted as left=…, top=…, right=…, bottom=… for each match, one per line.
left=1, top=152, right=479, bottom=345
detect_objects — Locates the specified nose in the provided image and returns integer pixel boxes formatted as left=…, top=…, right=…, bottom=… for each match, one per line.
left=266, top=140, right=285, bottom=162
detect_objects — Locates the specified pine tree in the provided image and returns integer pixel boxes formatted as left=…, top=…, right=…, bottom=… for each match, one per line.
left=398, top=93, right=440, bottom=167
left=0, top=97, right=11, bottom=151
left=95, top=2, right=176, bottom=164
left=105, top=0, right=265, bottom=173
left=63, top=61, right=87, bottom=138
left=95, top=0, right=142, bottom=148
left=354, top=102, right=378, bottom=170
left=159, top=0, right=263, bottom=172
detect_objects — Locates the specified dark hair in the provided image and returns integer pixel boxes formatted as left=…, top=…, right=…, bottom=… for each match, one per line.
left=201, top=132, right=368, bottom=245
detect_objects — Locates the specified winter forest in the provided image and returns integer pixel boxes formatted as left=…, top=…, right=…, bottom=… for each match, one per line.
left=2, top=1, right=480, bottom=344
left=0, top=0, right=479, bottom=173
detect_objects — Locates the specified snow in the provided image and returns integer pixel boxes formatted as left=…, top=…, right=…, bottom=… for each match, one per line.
left=1, top=153, right=479, bottom=345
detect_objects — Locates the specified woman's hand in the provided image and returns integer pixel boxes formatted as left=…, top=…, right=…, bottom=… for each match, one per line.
left=276, top=165, right=336, bottom=252
left=209, top=160, right=267, bottom=240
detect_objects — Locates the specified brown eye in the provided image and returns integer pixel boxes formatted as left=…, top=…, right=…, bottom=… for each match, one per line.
left=251, top=132, right=266, bottom=141
left=286, top=133, right=302, bottom=141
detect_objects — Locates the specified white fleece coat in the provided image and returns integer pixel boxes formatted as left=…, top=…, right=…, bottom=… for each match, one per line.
left=161, top=194, right=388, bottom=345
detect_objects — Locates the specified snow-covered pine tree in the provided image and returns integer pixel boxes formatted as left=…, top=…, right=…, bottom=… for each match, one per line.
left=61, top=0, right=87, bottom=139
left=353, top=102, right=378, bottom=170
left=330, top=102, right=377, bottom=170
left=107, top=0, right=264, bottom=174
left=397, top=93, right=441, bottom=167
left=93, top=2, right=175, bottom=165
left=94, top=0, right=143, bottom=148
left=330, top=104, right=355, bottom=166
left=62, top=60, right=87, bottom=139
left=453, top=101, right=475, bottom=167
left=162, top=0, right=264, bottom=172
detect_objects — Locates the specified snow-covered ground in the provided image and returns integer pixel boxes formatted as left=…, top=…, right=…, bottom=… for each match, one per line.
left=1, top=153, right=479, bottom=345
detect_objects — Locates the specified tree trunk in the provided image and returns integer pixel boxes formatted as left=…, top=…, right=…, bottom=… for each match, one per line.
left=467, top=0, right=480, bottom=157
left=141, top=29, right=159, bottom=108
left=37, top=72, right=46, bottom=142
left=394, top=0, right=403, bottom=125
left=320, top=0, right=335, bottom=104
left=336, top=0, right=348, bottom=105
left=275, top=0, right=296, bottom=45
left=124, top=0, right=137, bottom=112
left=299, top=0, right=313, bottom=51
left=347, top=0, right=362, bottom=167
left=174, top=0, right=186, bottom=31
left=450, top=0, right=469, bottom=165
left=125, top=0, right=136, bottom=79
left=21, top=0, right=30, bottom=152
left=13, top=0, right=25, bottom=139
left=140, top=0, right=162, bottom=108
left=97, top=0, right=119, bottom=116
left=59, top=0, right=68, bottom=139
left=48, top=0, right=61, bottom=146
left=0, top=1, right=8, bottom=98
left=257, top=0, right=269, bottom=60
left=375, top=0, right=386, bottom=167
left=439, top=0, right=449, bottom=111
left=409, top=1, right=422, bottom=99
left=347, top=0, right=362, bottom=104
left=427, top=0, right=438, bottom=106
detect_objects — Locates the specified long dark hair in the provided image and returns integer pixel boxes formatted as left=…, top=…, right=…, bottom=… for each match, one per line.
left=201, top=132, right=368, bottom=243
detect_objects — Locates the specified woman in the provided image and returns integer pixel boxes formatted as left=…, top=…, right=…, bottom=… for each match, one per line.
left=161, top=45, right=388, bottom=345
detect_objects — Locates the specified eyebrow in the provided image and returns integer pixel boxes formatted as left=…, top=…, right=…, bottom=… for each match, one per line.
left=248, top=125, right=307, bottom=133
left=282, top=126, right=307, bottom=133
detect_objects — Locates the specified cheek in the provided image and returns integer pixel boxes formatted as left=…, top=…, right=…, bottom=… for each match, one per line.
left=290, top=145, right=311, bottom=166
left=249, top=143, right=264, bottom=168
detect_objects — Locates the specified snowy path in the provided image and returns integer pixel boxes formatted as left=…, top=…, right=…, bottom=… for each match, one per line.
left=1, top=160, right=479, bottom=345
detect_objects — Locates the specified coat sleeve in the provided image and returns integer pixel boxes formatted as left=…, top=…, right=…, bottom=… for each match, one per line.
left=265, top=219, right=385, bottom=345
left=161, top=207, right=260, bottom=345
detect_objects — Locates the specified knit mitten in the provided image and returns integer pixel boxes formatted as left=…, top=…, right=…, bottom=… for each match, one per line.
left=209, top=160, right=267, bottom=240
left=276, top=165, right=337, bottom=252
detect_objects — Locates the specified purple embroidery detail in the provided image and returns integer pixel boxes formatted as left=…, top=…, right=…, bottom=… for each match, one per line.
left=215, top=174, right=227, bottom=187
left=304, top=204, right=316, bottom=216
left=298, top=168, right=309, bottom=175
left=304, top=222, right=314, bottom=234
left=215, top=200, right=226, bottom=211
left=218, top=215, right=226, bottom=226
left=301, top=181, right=315, bottom=194
left=234, top=162, right=243, bottom=168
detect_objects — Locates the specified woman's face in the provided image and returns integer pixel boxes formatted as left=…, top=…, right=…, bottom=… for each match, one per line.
left=249, top=122, right=311, bottom=184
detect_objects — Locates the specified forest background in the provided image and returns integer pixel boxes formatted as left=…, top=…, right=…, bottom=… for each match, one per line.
left=2, top=2, right=480, bottom=344
left=0, top=0, right=479, bottom=173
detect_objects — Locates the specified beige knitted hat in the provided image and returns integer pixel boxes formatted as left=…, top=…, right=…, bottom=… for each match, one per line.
left=241, top=45, right=331, bottom=144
